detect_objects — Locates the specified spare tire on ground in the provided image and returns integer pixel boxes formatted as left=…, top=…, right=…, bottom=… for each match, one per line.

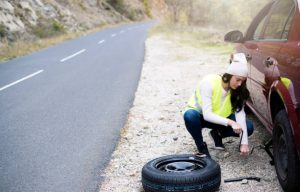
left=141, top=154, right=221, bottom=192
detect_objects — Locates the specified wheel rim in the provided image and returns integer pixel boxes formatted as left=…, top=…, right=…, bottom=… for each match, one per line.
left=156, top=157, right=206, bottom=173
left=276, top=125, right=288, bottom=181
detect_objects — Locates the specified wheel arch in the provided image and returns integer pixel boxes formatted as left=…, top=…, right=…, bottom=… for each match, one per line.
left=269, top=80, right=300, bottom=158
left=269, top=90, right=285, bottom=123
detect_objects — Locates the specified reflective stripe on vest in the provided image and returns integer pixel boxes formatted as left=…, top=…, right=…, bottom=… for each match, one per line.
left=186, top=74, right=232, bottom=117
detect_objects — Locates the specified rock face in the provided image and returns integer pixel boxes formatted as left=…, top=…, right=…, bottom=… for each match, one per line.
left=0, top=1, right=25, bottom=33
left=0, top=0, right=167, bottom=41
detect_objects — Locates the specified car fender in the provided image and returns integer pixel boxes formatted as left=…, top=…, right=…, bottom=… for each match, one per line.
left=269, top=80, right=300, bottom=157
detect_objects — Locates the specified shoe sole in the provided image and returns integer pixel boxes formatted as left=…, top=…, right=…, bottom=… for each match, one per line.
left=208, top=131, right=225, bottom=151
left=212, top=146, right=225, bottom=150
left=195, top=153, right=208, bottom=158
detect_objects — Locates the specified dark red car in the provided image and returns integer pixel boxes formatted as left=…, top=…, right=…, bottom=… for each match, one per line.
left=224, top=0, right=300, bottom=191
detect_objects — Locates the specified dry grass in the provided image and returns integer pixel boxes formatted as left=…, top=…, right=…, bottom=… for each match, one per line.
left=149, top=24, right=234, bottom=55
left=0, top=23, right=126, bottom=63
left=0, top=34, right=77, bottom=62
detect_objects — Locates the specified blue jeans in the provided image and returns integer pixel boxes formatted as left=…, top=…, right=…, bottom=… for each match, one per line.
left=183, top=109, right=254, bottom=148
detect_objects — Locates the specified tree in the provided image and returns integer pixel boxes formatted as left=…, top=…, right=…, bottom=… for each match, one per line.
left=165, top=0, right=186, bottom=23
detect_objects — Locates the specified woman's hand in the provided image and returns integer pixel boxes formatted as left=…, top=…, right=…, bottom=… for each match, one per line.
left=228, top=119, right=242, bottom=134
left=240, top=144, right=250, bottom=156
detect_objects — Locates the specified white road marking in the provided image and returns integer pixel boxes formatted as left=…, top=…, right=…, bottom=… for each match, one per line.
left=98, top=40, right=105, bottom=44
left=111, top=34, right=117, bottom=37
left=0, top=70, right=44, bottom=92
left=119, top=30, right=125, bottom=34
left=60, top=49, right=86, bottom=62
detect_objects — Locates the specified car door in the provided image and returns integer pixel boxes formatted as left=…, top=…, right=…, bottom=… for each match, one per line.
left=246, top=0, right=295, bottom=127
left=275, top=1, right=299, bottom=107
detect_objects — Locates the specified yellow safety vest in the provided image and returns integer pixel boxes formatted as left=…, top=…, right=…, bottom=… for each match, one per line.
left=281, top=77, right=291, bottom=89
left=186, top=74, right=233, bottom=117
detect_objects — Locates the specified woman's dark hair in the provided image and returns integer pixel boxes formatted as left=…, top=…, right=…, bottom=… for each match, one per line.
left=222, top=73, right=250, bottom=112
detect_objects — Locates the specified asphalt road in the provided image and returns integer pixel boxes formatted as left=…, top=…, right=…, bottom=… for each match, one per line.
left=0, top=22, right=153, bottom=192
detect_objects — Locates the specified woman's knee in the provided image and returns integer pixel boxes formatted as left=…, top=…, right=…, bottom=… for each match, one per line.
left=183, top=110, right=202, bottom=128
left=184, top=110, right=200, bottom=122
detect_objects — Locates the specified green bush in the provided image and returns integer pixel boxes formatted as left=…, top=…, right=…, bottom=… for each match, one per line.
left=52, top=20, right=65, bottom=32
left=32, top=19, right=65, bottom=38
left=107, top=0, right=125, bottom=13
left=0, top=23, right=7, bottom=38
left=127, top=10, right=137, bottom=20
left=143, top=0, right=151, bottom=17
left=79, top=2, right=86, bottom=10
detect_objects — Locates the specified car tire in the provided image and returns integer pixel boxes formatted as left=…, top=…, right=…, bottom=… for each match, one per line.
left=141, top=154, right=221, bottom=192
left=273, top=110, right=300, bottom=192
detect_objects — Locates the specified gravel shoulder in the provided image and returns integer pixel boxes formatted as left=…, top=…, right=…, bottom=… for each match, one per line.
left=99, top=33, right=283, bottom=192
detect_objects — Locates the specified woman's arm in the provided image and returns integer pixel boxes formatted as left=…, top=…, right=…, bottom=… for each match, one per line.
left=235, top=107, right=248, bottom=145
left=235, top=107, right=250, bottom=155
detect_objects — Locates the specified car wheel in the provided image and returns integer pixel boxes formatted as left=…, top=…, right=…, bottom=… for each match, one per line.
left=141, top=154, right=221, bottom=192
left=273, top=110, right=300, bottom=192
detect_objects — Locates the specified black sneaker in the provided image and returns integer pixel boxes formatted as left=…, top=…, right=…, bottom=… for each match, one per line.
left=196, top=142, right=211, bottom=158
left=209, top=129, right=225, bottom=150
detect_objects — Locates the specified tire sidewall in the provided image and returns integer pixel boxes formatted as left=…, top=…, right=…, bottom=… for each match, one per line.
left=143, top=154, right=219, bottom=182
left=273, top=110, right=300, bottom=191
left=142, top=154, right=221, bottom=192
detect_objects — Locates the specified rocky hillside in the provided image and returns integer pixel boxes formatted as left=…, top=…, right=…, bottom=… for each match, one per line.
left=0, top=0, right=167, bottom=41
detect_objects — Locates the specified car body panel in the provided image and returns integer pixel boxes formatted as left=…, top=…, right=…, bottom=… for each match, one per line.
left=227, top=0, right=300, bottom=158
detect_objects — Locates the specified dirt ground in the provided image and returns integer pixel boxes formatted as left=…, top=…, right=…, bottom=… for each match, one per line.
left=99, top=33, right=283, bottom=192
